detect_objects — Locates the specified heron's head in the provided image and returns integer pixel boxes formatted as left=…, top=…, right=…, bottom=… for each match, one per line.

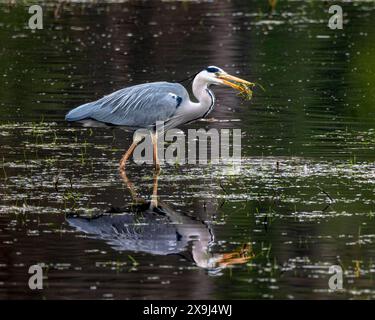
left=200, top=66, right=254, bottom=92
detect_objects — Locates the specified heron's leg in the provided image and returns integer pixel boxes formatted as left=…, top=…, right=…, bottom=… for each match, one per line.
left=119, top=141, right=138, bottom=171
left=119, top=158, right=145, bottom=205
left=119, top=154, right=160, bottom=208
left=151, top=131, right=161, bottom=172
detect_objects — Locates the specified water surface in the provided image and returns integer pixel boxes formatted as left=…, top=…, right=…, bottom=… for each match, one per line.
left=0, top=0, right=375, bottom=299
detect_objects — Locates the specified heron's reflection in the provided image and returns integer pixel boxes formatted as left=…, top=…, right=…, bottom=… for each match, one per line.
left=67, top=169, right=253, bottom=271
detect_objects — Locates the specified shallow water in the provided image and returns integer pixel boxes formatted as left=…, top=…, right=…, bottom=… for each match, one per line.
left=0, top=1, right=375, bottom=299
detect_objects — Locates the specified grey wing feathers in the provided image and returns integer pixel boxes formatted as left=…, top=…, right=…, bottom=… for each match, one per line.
left=65, top=82, right=188, bottom=127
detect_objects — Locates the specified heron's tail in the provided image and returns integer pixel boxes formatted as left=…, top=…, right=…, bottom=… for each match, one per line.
left=65, top=102, right=97, bottom=122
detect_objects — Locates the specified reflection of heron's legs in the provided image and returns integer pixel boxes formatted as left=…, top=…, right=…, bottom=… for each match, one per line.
left=119, top=159, right=160, bottom=207
left=119, top=167, right=139, bottom=201
left=119, top=141, right=139, bottom=171
left=151, top=132, right=160, bottom=171
left=151, top=170, right=160, bottom=208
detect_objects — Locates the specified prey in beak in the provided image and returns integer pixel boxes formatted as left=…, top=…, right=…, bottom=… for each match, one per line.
left=217, top=73, right=256, bottom=100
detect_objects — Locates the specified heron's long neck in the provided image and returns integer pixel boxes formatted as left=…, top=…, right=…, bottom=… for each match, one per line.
left=192, top=75, right=215, bottom=116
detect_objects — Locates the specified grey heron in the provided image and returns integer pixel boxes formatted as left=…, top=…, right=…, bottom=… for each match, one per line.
left=65, top=66, right=253, bottom=170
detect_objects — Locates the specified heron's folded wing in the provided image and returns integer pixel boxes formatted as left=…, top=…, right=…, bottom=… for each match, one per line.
left=87, top=82, right=187, bottom=127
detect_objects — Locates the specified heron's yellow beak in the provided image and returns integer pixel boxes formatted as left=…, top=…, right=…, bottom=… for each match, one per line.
left=217, top=73, right=255, bottom=92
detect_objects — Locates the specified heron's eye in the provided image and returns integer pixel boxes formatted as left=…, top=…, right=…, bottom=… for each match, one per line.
left=206, top=66, right=220, bottom=73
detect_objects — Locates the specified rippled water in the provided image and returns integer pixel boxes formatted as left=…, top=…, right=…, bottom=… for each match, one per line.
left=0, top=1, right=375, bottom=299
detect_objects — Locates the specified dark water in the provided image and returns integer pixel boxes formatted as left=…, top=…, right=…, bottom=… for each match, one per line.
left=0, top=0, right=375, bottom=299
